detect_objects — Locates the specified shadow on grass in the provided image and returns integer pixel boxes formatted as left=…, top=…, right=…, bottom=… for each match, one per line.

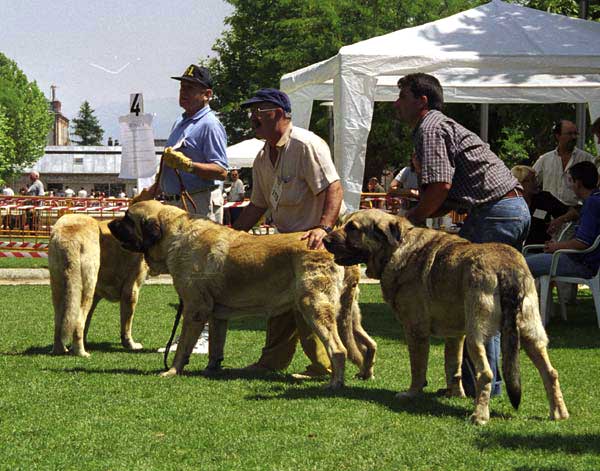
left=244, top=384, right=513, bottom=420
left=475, top=430, right=600, bottom=455
left=10, top=343, right=159, bottom=356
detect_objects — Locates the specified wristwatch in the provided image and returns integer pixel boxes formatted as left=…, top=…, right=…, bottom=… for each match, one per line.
left=315, top=224, right=333, bottom=234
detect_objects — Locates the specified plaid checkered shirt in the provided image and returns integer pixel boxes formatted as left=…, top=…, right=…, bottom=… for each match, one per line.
left=413, top=110, right=519, bottom=211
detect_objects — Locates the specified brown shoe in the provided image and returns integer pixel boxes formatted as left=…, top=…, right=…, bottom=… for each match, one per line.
left=242, top=363, right=276, bottom=373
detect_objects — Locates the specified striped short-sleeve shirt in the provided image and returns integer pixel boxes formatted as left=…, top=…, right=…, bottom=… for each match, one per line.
left=413, top=110, right=519, bottom=210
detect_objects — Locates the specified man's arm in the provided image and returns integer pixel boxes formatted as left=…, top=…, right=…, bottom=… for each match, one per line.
left=547, top=206, right=580, bottom=235
left=232, top=202, right=267, bottom=232
left=190, top=162, right=228, bottom=180
left=301, top=180, right=343, bottom=250
left=544, top=238, right=588, bottom=253
left=405, top=182, right=451, bottom=224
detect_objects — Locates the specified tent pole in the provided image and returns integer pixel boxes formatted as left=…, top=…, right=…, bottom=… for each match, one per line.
left=479, top=104, right=489, bottom=143
left=577, top=0, right=589, bottom=149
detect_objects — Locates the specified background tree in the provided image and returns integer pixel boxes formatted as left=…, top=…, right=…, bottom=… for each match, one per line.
left=71, top=101, right=104, bottom=146
left=206, top=0, right=598, bottom=186
left=0, top=53, right=53, bottom=185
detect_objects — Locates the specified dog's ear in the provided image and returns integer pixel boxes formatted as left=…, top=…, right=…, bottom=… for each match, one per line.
left=140, top=217, right=162, bottom=251
left=373, top=221, right=402, bottom=248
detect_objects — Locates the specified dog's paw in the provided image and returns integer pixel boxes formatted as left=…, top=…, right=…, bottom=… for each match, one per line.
left=51, top=345, right=68, bottom=355
left=550, top=406, right=569, bottom=421
left=73, top=350, right=91, bottom=358
left=355, top=371, right=374, bottom=381
left=326, top=380, right=344, bottom=390
left=395, top=390, right=420, bottom=401
left=469, top=413, right=489, bottom=426
left=159, top=368, right=178, bottom=378
left=122, top=339, right=143, bottom=350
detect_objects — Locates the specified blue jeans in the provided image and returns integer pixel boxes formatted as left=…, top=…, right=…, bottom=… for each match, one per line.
left=526, top=253, right=594, bottom=279
left=459, top=196, right=531, bottom=397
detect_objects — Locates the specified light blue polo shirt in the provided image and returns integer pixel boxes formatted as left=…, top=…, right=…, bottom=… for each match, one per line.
left=160, top=106, right=228, bottom=195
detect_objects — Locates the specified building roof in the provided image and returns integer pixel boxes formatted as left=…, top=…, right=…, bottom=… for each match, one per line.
left=30, top=146, right=163, bottom=174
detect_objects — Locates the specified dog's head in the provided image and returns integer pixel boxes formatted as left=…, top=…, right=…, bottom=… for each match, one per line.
left=108, top=200, right=186, bottom=265
left=323, top=209, right=411, bottom=279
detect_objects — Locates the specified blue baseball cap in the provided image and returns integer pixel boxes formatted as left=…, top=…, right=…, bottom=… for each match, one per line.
left=241, top=88, right=292, bottom=113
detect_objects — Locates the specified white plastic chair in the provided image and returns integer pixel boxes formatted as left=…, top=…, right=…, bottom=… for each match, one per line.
left=523, top=222, right=575, bottom=325
left=536, top=234, right=600, bottom=327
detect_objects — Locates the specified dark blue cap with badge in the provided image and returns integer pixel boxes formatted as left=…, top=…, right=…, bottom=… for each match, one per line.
left=241, top=88, right=292, bottom=113
left=171, top=64, right=213, bottom=88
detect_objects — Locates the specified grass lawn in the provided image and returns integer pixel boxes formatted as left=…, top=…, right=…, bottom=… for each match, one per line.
left=0, top=257, right=48, bottom=269
left=1, top=284, right=599, bottom=470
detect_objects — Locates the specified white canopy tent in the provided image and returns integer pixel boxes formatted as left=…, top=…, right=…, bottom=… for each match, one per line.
left=281, top=0, right=600, bottom=211
left=226, top=138, right=265, bottom=168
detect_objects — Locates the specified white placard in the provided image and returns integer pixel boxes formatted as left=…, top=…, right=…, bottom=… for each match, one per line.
left=118, top=113, right=158, bottom=179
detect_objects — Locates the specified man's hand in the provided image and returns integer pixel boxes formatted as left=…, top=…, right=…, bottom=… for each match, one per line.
left=163, top=147, right=195, bottom=173
left=547, top=217, right=564, bottom=236
left=301, top=227, right=328, bottom=250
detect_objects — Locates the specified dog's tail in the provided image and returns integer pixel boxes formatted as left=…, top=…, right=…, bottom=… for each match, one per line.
left=49, top=238, right=82, bottom=351
left=50, top=222, right=100, bottom=353
left=338, top=265, right=365, bottom=367
left=498, top=269, right=523, bottom=410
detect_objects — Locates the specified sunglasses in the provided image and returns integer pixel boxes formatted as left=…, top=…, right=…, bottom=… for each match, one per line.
left=246, top=107, right=280, bottom=119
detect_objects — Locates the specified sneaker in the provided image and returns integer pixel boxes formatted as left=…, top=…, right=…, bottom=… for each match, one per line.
left=157, top=327, right=209, bottom=354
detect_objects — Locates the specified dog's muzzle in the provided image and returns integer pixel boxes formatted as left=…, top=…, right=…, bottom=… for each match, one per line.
left=108, top=218, right=144, bottom=253
left=323, top=233, right=369, bottom=266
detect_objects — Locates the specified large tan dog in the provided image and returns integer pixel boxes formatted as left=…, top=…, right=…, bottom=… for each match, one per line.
left=108, top=200, right=377, bottom=388
left=323, top=209, right=568, bottom=424
left=50, top=214, right=148, bottom=357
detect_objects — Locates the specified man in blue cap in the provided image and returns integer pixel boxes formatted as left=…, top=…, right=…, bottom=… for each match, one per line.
left=233, top=88, right=343, bottom=378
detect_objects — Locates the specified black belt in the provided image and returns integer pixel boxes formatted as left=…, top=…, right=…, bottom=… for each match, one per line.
left=163, top=186, right=219, bottom=201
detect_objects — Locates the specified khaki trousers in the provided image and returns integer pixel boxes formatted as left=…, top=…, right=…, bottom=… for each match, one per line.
left=254, top=311, right=331, bottom=375
left=168, top=188, right=223, bottom=223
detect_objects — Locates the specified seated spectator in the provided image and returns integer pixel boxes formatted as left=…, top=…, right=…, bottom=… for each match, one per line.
left=526, top=161, right=600, bottom=279
left=227, top=169, right=245, bottom=202
left=532, top=119, right=594, bottom=207
left=78, top=187, right=88, bottom=198
left=511, top=165, right=570, bottom=245
left=1, top=186, right=14, bottom=196
left=366, top=177, right=385, bottom=193
left=64, top=186, right=75, bottom=197
left=390, top=154, right=419, bottom=194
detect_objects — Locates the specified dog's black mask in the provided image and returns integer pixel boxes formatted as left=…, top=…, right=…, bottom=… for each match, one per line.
left=108, top=213, right=162, bottom=253
left=323, top=231, right=369, bottom=266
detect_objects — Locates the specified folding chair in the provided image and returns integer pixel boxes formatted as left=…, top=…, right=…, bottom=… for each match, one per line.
left=523, top=222, right=575, bottom=325
left=537, top=234, right=600, bottom=328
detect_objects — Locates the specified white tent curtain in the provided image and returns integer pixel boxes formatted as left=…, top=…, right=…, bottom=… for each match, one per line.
left=281, top=0, right=600, bottom=210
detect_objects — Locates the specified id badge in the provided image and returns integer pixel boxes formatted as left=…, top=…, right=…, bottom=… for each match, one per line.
left=270, top=177, right=284, bottom=210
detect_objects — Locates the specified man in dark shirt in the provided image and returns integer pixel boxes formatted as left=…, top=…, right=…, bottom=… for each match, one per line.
left=527, top=161, right=600, bottom=278
left=395, top=73, right=531, bottom=399
left=511, top=165, right=570, bottom=245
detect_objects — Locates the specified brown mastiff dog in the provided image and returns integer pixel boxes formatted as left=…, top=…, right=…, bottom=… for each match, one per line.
left=50, top=214, right=148, bottom=357
left=323, top=209, right=568, bottom=424
left=107, top=200, right=377, bottom=389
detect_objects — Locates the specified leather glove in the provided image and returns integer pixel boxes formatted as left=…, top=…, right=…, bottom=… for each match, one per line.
left=163, top=147, right=195, bottom=173
left=130, top=188, right=154, bottom=204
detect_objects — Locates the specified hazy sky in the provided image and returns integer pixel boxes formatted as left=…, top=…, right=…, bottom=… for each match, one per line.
left=0, top=0, right=233, bottom=139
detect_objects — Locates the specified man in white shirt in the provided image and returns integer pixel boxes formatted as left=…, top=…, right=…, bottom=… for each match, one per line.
left=533, top=120, right=594, bottom=207
left=77, top=187, right=88, bottom=198
left=2, top=186, right=14, bottom=196
left=227, top=169, right=245, bottom=202
left=64, top=186, right=75, bottom=197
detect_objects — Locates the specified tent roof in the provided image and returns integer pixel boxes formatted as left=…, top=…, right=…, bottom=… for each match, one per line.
left=226, top=138, right=264, bottom=168
left=281, top=0, right=600, bottom=95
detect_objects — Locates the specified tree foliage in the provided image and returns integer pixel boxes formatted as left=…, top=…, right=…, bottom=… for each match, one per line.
left=0, top=53, right=53, bottom=184
left=206, top=0, right=598, bottom=185
left=71, top=101, right=104, bottom=146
